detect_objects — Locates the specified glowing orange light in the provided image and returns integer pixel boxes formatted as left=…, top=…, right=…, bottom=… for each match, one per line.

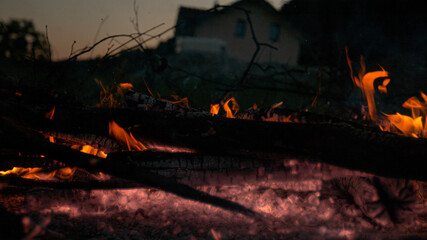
left=346, top=48, right=426, bottom=138
left=45, top=106, right=55, bottom=120
left=166, top=95, right=189, bottom=108
left=80, top=145, right=108, bottom=158
left=253, top=104, right=258, bottom=110
left=119, top=83, right=134, bottom=91
left=346, top=48, right=389, bottom=121
left=210, top=104, right=220, bottom=116
left=223, top=97, right=239, bottom=118
left=0, top=167, right=77, bottom=180
left=109, top=121, right=147, bottom=151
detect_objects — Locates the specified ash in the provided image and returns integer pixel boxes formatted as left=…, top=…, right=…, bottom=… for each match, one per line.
left=4, top=179, right=426, bottom=240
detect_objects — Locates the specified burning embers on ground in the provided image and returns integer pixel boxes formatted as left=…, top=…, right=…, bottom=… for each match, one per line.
left=1, top=56, right=426, bottom=239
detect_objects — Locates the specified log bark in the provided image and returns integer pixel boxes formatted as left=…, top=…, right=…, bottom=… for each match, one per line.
left=44, top=107, right=427, bottom=181
left=0, top=117, right=259, bottom=219
left=2, top=95, right=426, bottom=181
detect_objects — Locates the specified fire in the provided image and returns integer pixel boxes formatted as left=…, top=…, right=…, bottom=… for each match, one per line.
left=95, top=79, right=134, bottom=108
left=168, top=95, right=190, bottom=108
left=108, top=121, right=147, bottom=151
left=223, top=97, right=239, bottom=118
left=45, top=106, right=55, bottom=120
left=346, top=48, right=389, bottom=121
left=72, top=145, right=108, bottom=158
left=0, top=167, right=77, bottom=180
left=109, top=121, right=195, bottom=152
left=210, top=98, right=239, bottom=118
left=119, top=83, right=134, bottom=91
left=210, top=104, right=220, bottom=116
left=346, top=48, right=426, bottom=138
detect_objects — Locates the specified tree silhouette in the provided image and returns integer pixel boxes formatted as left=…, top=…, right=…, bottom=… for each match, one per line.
left=0, top=19, right=49, bottom=61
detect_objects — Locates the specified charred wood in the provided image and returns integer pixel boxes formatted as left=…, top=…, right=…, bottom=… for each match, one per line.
left=0, top=175, right=142, bottom=190
left=110, top=151, right=373, bottom=187
left=1, top=117, right=259, bottom=219
left=3, top=97, right=426, bottom=181
left=323, top=176, right=422, bottom=228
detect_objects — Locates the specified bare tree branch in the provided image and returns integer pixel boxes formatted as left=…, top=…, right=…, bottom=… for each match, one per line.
left=208, top=5, right=278, bottom=104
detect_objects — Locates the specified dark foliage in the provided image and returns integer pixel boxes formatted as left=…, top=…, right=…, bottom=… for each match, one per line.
left=0, top=19, right=50, bottom=61
left=281, top=0, right=426, bottom=66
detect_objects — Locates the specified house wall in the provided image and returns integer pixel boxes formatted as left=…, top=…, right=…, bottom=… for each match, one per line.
left=193, top=1, right=300, bottom=65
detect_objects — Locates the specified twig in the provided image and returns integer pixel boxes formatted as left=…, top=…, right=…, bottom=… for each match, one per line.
left=131, top=0, right=141, bottom=33
left=107, top=24, right=175, bottom=58
left=91, top=16, right=109, bottom=58
left=44, top=25, right=52, bottom=61
left=69, top=41, right=76, bottom=58
left=93, top=16, right=109, bottom=45
left=210, top=5, right=278, bottom=104
left=69, top=23, right=165, bottom=60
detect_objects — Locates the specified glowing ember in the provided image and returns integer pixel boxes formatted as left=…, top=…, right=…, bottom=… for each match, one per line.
left=168, top=95, right=190, bottom=108
left=0, top=167, right=77, bottom=180
left=108, top=121, right=193, bottom=153
left=45, top=106, right=55, bottom=120
left=75, top=145, right=108, bottom=158
left=119, top=83, right=134, bottom=91
left=108, top=121, right=147, bottom=151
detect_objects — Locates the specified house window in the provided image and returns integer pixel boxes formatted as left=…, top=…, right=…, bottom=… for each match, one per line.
left=235, top=19, right=246, bottom=38
left=269, top=23, right=280, bottom=42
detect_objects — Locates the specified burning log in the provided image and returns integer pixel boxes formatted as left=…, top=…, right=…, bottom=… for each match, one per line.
left=1, top=88, right=425, bottom=233
left=3, top=91, right=426, bottom=182
left=31, top=105, right=425, bottom=181
left=0, top=117, right=260, bottom=219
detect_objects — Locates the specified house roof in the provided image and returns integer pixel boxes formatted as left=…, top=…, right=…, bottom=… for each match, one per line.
left=175, top=7, right=211, bottom=36
left=175, top=0, right=280, bottom=37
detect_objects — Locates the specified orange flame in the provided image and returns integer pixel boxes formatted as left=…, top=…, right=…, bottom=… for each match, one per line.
left=253, top=104, right=258, bottom=110
left=210, top=104, right=220, bottom=116
left=211, top=98, right=239, bottom=118
left=78, top=145, right=108, bottom=158
left=346, top=48, right=426, bottom=138
left=225, top=98, right=239, bottom=118
left=0, top=167, right=77, bottom=180
left=346, top=48, right=389, bottom=121
left=45, top=106, right=55, bottom=120
left=95, top=79, right=133, bottom=108
left=109, top=121, right=147, bottom=151
left=119, top=83, right=134, bottom=91
left=167, top=95, right=190, bottom=108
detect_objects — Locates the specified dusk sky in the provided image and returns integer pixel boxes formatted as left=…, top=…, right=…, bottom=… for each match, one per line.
left=0, top=0, right=287, bottom=60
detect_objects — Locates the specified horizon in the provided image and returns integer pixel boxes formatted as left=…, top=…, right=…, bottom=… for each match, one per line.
left=0, top=0, right=288, bottom=60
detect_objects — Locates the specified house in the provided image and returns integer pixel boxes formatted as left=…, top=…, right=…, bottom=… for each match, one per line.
left=174, top=0, right=300, bottom=66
